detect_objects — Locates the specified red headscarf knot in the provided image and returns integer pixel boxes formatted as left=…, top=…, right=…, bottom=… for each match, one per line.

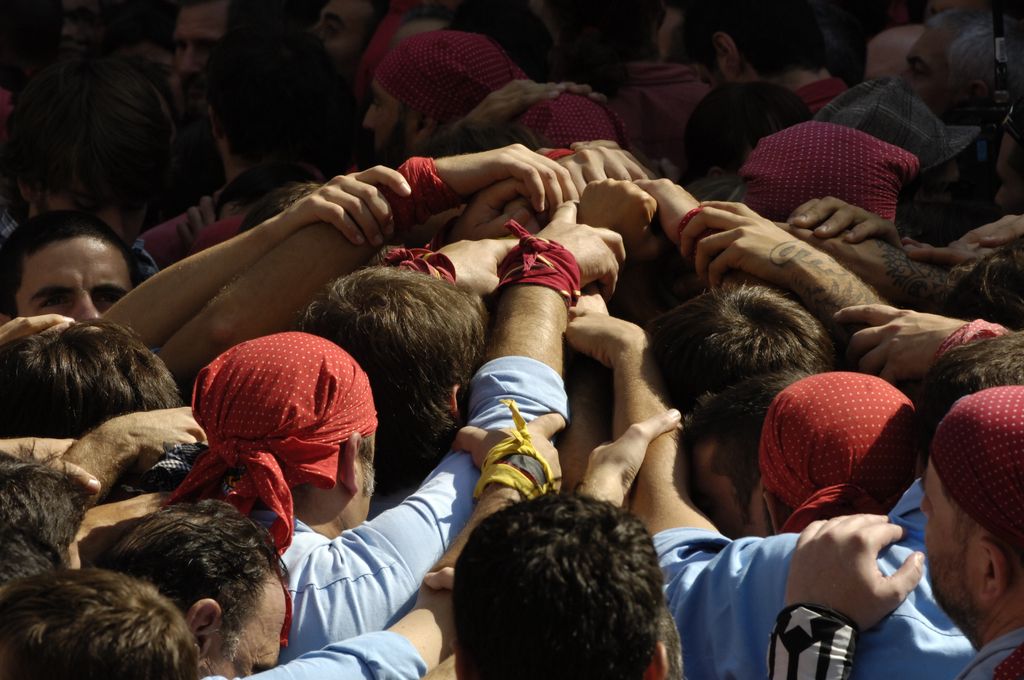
left=759, top=372, right=918, bottom=533
left=168, top=332, right=377, bottom=554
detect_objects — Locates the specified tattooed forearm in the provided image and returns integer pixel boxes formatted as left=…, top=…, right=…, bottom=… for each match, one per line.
left=874, top=241, right=950, bottom=310
left=769, top=241, right=881, bottom=344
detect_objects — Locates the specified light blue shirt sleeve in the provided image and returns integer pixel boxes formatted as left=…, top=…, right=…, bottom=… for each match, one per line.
left=657, top=482, right=973, bottom=680
left=203, top=631, right=425, bottom=680
left=279, top=356, right=567, bottom=662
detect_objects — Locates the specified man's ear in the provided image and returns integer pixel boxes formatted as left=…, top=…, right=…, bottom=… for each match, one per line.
left=975, top=533, right=1013, bottom=609
left=711, top=31, right=747, bottom=82
left=407, top=111, right=439, bottom=148
left=763, top=490, right=791, bottom=534
left=449, top=384, right=463, bottom=425
left=966, top=79, right=990, bottom=101
left=185, top=598, right=224, bottom=659
left=338, top=432, right=362, bottom=497
left=643, top=641, right=671, bottom=680
left=208, top=105, right=225, bottom=141
left=17, top=179, right=42, bottom=208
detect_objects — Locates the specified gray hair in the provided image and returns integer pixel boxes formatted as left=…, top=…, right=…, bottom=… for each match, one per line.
left=927, top=9, right=1024, bottom=102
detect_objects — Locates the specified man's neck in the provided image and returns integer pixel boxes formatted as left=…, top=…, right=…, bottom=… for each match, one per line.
left=768, top=67, right=832, bottom=92
left=978, top=597, right=1024, bottom=650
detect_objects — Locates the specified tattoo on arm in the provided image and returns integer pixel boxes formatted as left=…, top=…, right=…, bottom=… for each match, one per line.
left=769, top=241, right=881, bottom=344
left=874, top=241, right=951, bottom=309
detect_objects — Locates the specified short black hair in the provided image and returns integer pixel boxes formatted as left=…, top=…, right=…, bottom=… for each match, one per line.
left=684, top=0, right=827, bottom=78
left=684, top=370, right=809, bottom=523
left=1, top=57, right=173, bottom=218
left=101, top=0, right=177, bottom=55
left=99, top=500, right=282, bottom=654
left=0, top=0, right=62, bottom=81
left=0, top=526, right=63, bottom=586
left=450, top=0, right=553, bottom=81
left=454, top=494, right=668, bottom=680
left=0, top=321, right=183, bottom=439
left=649, top=285, right=836, bottom=413
left=206, top=28, right=354, bottom=175
left=0, top=452, right=86, bottom=566
left=684, top=81, right=810, bottom=179
left=0, top=211, right=139, bottom=317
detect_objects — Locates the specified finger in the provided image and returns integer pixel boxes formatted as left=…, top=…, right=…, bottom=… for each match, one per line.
left=788, top=198, right=824, bottom=226
left=0, top=314, right=75, bottom=345
left=979, top=233, right=1019, bottom=247
left=856, top=342, right=891, bottom=378
left=452, top=426, right=490, bottom=463
left=845, top=221, right=884, bottom=245
left=884, top=551, right=925, bottom=604
left=629, top=409, right=682, bottom=442
left=693, top=228, right=743, bottom=284
left=678, top=206, right=748, bottom=257
left=550, top=200, right=578, bottom=225
left=844, top=323, right=892, bottom=367
left=904, top=245, right=971, bottom=266
left=356, top=165, right=412, bottom=197
left=63, top=461, right=101, bottom=495
left=423, top=567, right=456, bottom=591
left=337, top=181, right=393, bottom=240
left=795, top=519, right=830, bottom=547
left=833, top=304, right=902, bottom=327
left=581, top=158, right=609, bottom=185
left=810, top=209, right=854, bottom=239
left=199, top=195, right=217, bottom=224
left=338, top=194, right=386, bottom=247
left=700, top=201, right=762, bottom=220
left=705, top=243, right=746, bottom=288
left=525, top=412, right=567, bottom=440
left=567, top=163, right=588, bottom=197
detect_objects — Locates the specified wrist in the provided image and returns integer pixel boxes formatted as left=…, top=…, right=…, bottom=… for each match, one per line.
left=578, top=460, right=631, bottom=505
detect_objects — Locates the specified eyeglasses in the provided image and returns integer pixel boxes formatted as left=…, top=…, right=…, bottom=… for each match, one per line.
left=1005, top=97, right=1024, bottom=146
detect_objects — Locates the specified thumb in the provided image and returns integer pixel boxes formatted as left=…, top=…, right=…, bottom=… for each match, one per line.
left=423, top=567, right=456, bottom=591
left=629, top=409, right=682, bottom=444
left=525, top=412, right=567, bottom=441
left=550, top=200, right=578, bottom=225
left=453, top=426, right=491, bottom=466
left=883, top=550, right=925, bottom=607
left=356, top=166, right=412, bottom=197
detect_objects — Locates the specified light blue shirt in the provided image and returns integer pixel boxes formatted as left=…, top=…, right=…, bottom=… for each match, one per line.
left=203, top=631, right=424, bottom=680
left=955, top=628, right=1024, bottom=679
left=272, top=356, right=568, bottom=663
left=656, top=480, right=974, bottom=679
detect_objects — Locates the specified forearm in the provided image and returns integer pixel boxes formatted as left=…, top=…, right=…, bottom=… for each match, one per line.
left=106, top=213, right=305, bottom=348
left=614, top=346, right=715, bottom=535
left=423, top=656, right=456, bottom=680
left=769, top=242, right=882, bottom=345
left=559, top=357, right=612, bottom=492
left=388, top=587, right=455, bottom=672
left=431, top=486, right=520, bottom=571
left=62, top=425, right=134, bottom=505
left=485, top=286, right=567, bottom=374
left=864, top=241, right=950, bottom=312
left=158, top=223, right=377, bottom=388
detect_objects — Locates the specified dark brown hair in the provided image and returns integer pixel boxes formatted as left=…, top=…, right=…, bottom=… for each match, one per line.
left=0, top=568, right=198, bottom=680
left=1, top=56, right=173, bottom=219
left=300, top=267, right=488, bottom=493
left=942, top=241, right=1024, bottom=331
left=0, top=320, right=182, bottom=438
left=649, top=285, right=835, bottom=413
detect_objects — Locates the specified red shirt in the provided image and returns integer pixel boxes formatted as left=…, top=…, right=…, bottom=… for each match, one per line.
left=795, top=76, right=848, bottom=114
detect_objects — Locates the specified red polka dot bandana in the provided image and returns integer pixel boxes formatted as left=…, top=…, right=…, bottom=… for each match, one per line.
left=932, top=386, right=1024, bottom=551
left=374, top=30, right=627, bottom=147
left=740, top=121, right=920, bottom=222
left=759, top=372, right=918, bottom=533
left=168, top=332, right=377, bottom=554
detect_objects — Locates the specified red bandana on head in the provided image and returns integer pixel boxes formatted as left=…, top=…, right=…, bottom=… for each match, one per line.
left=168, top=332, right=377, bottom=555
left=931, top=386, right=1024, bottom=680
left=759, top=372, right=918, bottom=533
left=740, top=121, right=920, bottom=222
left=373, top=30, right=627, bottom=147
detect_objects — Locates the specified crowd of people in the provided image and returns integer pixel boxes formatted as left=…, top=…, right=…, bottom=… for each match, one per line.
left=2, top=0, right=1024, bottom=678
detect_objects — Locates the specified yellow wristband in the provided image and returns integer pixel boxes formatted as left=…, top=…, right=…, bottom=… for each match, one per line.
left=472, top=399, right=556, bottom=500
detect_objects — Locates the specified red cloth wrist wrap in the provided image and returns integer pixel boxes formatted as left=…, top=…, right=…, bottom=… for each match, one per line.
left=935, top=319, right=1009, bottom=359
left=381, top=157, right=462, bottom=234
left=383, top=247, right=458, bottom=284
left=544, top=149, right=576, bottom=162
left=497, top=219, right=581, bottom=306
